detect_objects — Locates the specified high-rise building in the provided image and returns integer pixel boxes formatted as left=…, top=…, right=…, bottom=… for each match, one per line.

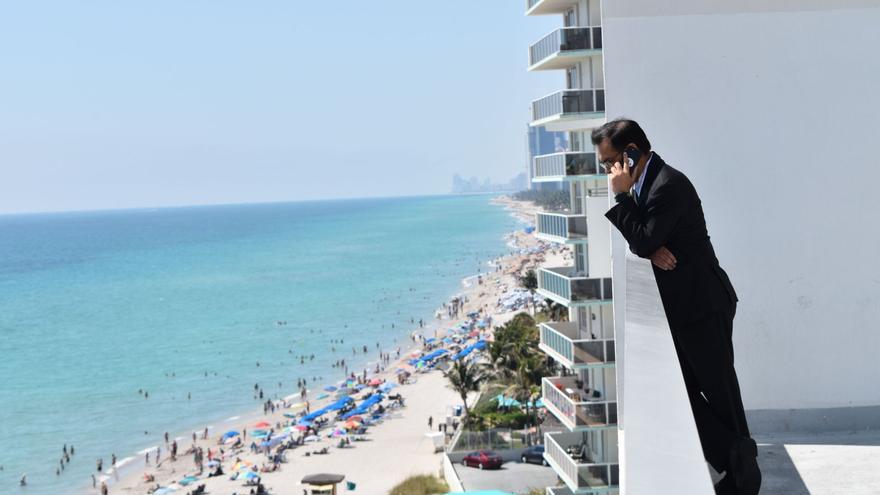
left=528, top=2, right=880, bottom=494
left=525, top=1, right=619, bottom=494
left=527, top=125, right=569, bottom=191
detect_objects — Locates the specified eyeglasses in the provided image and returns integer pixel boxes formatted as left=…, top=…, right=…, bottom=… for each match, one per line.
left=599, top=151, right=624, bottom=169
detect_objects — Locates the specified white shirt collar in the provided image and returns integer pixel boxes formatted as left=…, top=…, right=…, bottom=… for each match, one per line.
left=633, top=151, right=654, bottom=197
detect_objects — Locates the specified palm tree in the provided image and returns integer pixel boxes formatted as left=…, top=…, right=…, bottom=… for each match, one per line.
left=444, top=358, right=488, bottom=419
left=519, top=269, right=538, bottom=315
left=545, top=298, right=568, bottom=322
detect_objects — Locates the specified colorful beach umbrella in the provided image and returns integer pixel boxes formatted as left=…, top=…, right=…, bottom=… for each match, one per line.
left=253, top=421, right=270, bottom=428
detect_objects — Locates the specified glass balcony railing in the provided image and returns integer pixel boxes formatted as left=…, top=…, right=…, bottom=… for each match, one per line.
left=536, top=212, right=587, bottom=242
left=545, top=430, right=620, bottom=491
left=529, top=26, right=602, bottom=68
left=533, top=152, right=604, bottom=180
left=539, top=322, right=615, bottom=368
left=532, top=89, right=605, bottom=123
left=537, top=267, right=612, bottom=305
left=542, top=376, right=618, bottom=429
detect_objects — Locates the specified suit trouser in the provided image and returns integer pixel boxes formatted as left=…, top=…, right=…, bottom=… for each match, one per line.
left=669, top=303, right=751, bottom=473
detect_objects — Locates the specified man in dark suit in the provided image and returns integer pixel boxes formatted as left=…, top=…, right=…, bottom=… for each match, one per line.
left=594, top=119, right=760, bottom=494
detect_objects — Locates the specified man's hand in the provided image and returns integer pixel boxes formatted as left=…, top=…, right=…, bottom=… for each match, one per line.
left=609, top=152, right=636, bottom=195
left=649, top=246, right=677, bottom=270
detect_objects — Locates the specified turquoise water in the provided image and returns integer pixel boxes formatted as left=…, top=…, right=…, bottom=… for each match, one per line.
left=0, top=194, right=519, bottom=494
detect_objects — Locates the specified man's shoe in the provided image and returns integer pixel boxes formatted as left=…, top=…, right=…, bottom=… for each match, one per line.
left=729, top=437, right=761, bottom=495
left=714, top=473, right=737, bottom=495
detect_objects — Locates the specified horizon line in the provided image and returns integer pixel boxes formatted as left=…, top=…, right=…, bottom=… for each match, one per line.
left=0, top=191, right=515, bottom=218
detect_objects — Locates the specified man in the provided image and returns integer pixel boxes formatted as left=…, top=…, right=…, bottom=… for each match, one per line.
left=595, top=119, right=760, bottom=494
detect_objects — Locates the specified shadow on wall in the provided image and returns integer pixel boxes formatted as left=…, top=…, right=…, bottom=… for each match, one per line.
left=747, top=405, right=880, bottom=438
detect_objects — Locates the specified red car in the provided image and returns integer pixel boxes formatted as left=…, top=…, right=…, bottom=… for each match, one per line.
left=461, top=450, right=503, bottom=469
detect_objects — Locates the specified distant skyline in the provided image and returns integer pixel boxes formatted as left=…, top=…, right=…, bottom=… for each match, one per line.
left=0, top=1, right=563, bottom=214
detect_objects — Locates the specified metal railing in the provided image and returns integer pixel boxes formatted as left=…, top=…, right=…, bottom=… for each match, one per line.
left=544, top=431, right=619, bottom=489
left=540, top=323, right=615, bottom=367
left=542, top=377, right=618, bottom=428
left=533, top=152, right=604, bottom=179
left=529, top=26, right=602, bottom=67
left=538, top=267, right=613, bottom=303
left=532, top=89, right=606, bottom=122
left=536, top=212, right=587, bottom=240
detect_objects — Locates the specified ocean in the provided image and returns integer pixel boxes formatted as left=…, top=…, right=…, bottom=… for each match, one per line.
left=0, top=194, right=520, bottom=494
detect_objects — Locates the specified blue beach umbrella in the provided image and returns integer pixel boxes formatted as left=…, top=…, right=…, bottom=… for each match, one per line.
left=324, top=385, right=337, bottom=392
left=223, top=430, right=239, bottom=439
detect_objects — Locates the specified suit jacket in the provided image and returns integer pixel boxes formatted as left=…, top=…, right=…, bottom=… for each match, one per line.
left=604, top=152, right=738, bottom=329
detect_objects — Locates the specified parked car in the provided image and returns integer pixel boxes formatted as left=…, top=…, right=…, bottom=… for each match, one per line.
left=520, top=445, right=548, bottom=466
left=461, top=450, right=503, bottom=469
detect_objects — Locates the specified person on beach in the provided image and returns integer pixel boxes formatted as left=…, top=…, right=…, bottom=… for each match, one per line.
left=101, top=480, right=108, bottom=495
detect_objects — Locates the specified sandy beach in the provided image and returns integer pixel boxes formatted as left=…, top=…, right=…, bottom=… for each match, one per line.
left=101, top=195, right=568, bottom=495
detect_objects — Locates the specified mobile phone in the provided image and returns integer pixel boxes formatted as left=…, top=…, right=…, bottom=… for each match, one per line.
left=624, top=146, right=641, bottom=175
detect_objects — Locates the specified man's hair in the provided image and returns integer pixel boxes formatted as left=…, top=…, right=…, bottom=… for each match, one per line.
left=590, top=119, right=651, bottom=153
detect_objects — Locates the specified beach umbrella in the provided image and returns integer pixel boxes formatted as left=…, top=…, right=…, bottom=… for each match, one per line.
left=293, top=424, right=309, bottom=431
left=348, top=415, right=364, bottom=422
left=369, top=378, right=382, bottom=386
left=324, top=385, right=337, bottom=392
left=330, top=429, right=347, bottom=437
left=222, top=430, right=239, bottom=439
left=316, top=393, right=329, bottom=400
left=242, top=471, right=259, bottom=480
left=253, top=421, right=271, bottom=428
left=304, top=435, right=320, bottom=442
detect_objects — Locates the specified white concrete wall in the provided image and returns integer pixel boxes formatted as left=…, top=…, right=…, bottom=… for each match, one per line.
left=602, top=1, right=880, bottom=412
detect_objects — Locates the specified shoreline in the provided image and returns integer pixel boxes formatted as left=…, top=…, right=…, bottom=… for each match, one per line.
left=101, top=195, right=558, bottom=495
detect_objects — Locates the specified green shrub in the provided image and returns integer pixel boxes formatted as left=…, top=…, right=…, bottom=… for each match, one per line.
left=389, top=474, right=449, bottom=495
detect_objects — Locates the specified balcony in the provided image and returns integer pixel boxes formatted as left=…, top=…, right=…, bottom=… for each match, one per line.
left=539, top=322, right=615, bottom=369
left=544, top=430, right=619, bottom=492
left=536, top=212, right=587, bottom=244
left=542, top=376, right=617, bottom=430
left=525, top=0, right=580, bottom=16
left=529, top=26, right=603, bottom=71
left=531, top=89, right=606, bottom=132
left=537, top=267, right=612, bottom=306
left=533, top=152, right=605, bottom=182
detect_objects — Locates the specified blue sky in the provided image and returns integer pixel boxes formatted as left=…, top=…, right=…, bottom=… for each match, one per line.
left=0, top=1, right=561, bottom=214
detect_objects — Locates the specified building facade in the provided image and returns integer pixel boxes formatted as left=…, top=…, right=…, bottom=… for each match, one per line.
left=525, top=1, right=619, bottom=493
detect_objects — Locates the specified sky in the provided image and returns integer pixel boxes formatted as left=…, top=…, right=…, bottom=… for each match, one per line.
left=0, top=1, right=562, bottom=214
